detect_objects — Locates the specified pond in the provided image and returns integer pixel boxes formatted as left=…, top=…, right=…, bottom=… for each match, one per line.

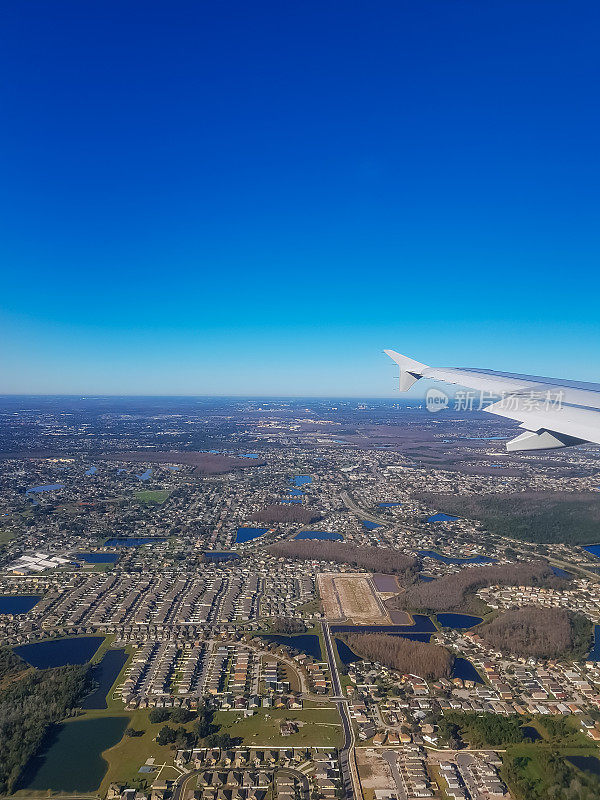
left=259, top=633, right=322, bottom=660
left=587, top=625, right=600, bottom=660
left=378, top=502, right=402, bottom=508
left=372, top=574, right=399, bottom=592
left=289, top=488, right=304, bottom=496
left=85, top=466, right=98, bottom=476
left=136, top=468, right=152, bottom=481
left=452, top=657, right=483, bottom=684
left=436, top=613, right=483, bottom=629
left=294, top=531, right=344, bottom=540
left=75, top=552, right=120, bottom=563
left=427, top=513, right=459, bottom=523
left=292, top=475, right=312, bottom=486
left=550, top=565, right=573, bottom=578
left=104, top=537, right=167, bottom=546
left=236, top=527, right=269, bottom=543
left=522, top=725, right=542, bottom=742
left=363, top=520, right=382, bottom=530
left=14, top=636, right=104, bottom=668
left=567, top=755, right=600, bottom=777
left=26, top=484, right=64, bottom=493
left=331, top=615, right=437, bottom=636
left=418, top=550, right=496, bottom=565
left=0, top=595, right=41, bottom=614
left=583, top=545, right=600, bottom=559
left=204, top=551, right=240, bottom=562
left=335, top=638, right=361, bottom=665
left=419, top=574, right=435, bottom=582
left=16, top=716, right=128, bottom=792
left=82, top=649, right=128, bottom=709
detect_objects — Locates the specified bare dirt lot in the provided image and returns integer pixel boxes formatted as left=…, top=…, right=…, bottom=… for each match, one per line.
left=318, top=573, right=390, bottom=623
left=356, top=748, right=395, bottom=791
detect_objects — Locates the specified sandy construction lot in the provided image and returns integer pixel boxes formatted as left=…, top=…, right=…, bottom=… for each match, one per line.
left=318, top=573, right=390, bottom=623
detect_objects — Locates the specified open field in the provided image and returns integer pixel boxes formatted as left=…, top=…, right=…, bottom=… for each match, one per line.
left=134, top=489, right=171, bottom=505
left=214, top=706, right=343, bottom=747
left=318, top=573, right=389, bottom=623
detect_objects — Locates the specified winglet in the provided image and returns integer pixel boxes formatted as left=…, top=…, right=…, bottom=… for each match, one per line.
left=384, top=350, right=429, bottom=392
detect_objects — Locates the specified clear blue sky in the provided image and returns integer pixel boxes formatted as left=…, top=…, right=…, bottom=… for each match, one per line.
left=1, top=1, right=599, bottom=396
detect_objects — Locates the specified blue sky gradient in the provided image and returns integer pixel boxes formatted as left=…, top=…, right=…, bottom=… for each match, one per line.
left=1, top=1, right=599, bottom=395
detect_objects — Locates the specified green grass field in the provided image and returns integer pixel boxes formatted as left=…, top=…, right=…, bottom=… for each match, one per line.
left=134, top=489, right=171, bottom=505
left=214, top=705, right=343, bottom=747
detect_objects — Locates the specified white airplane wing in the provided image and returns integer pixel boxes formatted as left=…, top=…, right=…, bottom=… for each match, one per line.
left=384, top=350, right=600, bottom=452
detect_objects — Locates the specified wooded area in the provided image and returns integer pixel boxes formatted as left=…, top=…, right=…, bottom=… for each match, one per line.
left=343, top=632, right=453, bottom=679
left=419, top=491, right=600, bottom=544
left=268, top=540, right=418, bottom=576
left=250, top=504, right=321, bottom=524
left=477, top=607, right=592, bottom=658
left=0, top=649, right=92, bottom=793
left=396, top=561, right=558, bottom=612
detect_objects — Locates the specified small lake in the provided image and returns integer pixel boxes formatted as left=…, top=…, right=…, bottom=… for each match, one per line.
left=419, top=550, right=496, bottom=565
left=85, top=466, right=98, bottom=476
left=295, top=531, right=343, bottom=540
left=0, top=595, right=41, bottom=614
left=82, top=649, right=128, bottom=709
left=236, top=527, right=269, bottom=543
left=583, top=545, right=600, bottom=559
left=204, top=551, right=240, bottom=562
left=289, top=488, right=304, bottom=496
left=14, top=636, right=104, bottom=668
left=522, top=725, right=542, bottom=742
left=567, top=755, right=600, bottom=777
left=331, top=615, right=437, bottom=636
left=427, top=513, right=459, bottom=523
left=240, top=453, right=259, bottom=458
left=17, top=716, right=128, bottom=792
left=292, top=476, right=312, bottom=486
left=26, top=484, right=64, bottom=493
left=136, top=468, right=152, bottom=481
left=104, top=537, right=167, bottom=546
left=372, top=574, right=399, bottom=592
left=282, top=496, right=303, bottom=503
left=550, top=565, right=573, bottom=578
left=378, top=502, right=401, bottom=508
left=259, top=633, right=322, bottom=660
left=419, top=574, right=435, bottom=582
left=436, top=613, right=483, bottom=629
left=452, top=657, right=483, bottom=684
left=335, top=638, right=361, bottom=665
left=363, top=520, right=382, bottom=530
left=587, top=625, right=600, bottom=660
left=75, top=552, right=119, bottom=563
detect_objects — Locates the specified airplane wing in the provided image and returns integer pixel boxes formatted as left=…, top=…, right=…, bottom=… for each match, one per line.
left=384, top=350, right=600, bottom=452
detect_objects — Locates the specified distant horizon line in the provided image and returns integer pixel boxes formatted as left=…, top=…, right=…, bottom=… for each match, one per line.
left=0, top=393, right=427, bottom=401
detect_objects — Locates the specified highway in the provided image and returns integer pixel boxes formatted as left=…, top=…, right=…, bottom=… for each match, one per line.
left=321, top=622, right=363, bottom=800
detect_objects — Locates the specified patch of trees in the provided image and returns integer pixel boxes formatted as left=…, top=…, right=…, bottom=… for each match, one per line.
left=156, top=702, right=239, bottom=750
left=268, top=540, right=418, bottom=577
left=0, top=647, right=27, bottom=683
left=0, top=657, right=92, bottom=793
left=438, top=712, right=528, bottom=748
left=477, top=607, right=592, bottom=659
left=270, top=617, right=307, bottom=634
left=343, top=633, right=453, bottom=680
left=419, top=490, right=600, bottom=544
left=396, top=561, right=558, bottom=612
left=149, top=706, right=195, bottom=724
left=250, top=505, right=321, bottom=524
left=505, top=750, right=600, bottom=800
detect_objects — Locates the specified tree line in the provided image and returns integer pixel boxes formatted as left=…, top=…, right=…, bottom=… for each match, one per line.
left=419, top=490, right=600, bottom=545
left=268, top=540, right=418, bottom=576
left=0, top=650, right=92, bottom=794
left=396, top=561, right=558, bottom=612
left=250, top=505, right=321, bottom=524
left=343, top=633, right=453, bottom=680
left=477, top=607, right=592, bottom=659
